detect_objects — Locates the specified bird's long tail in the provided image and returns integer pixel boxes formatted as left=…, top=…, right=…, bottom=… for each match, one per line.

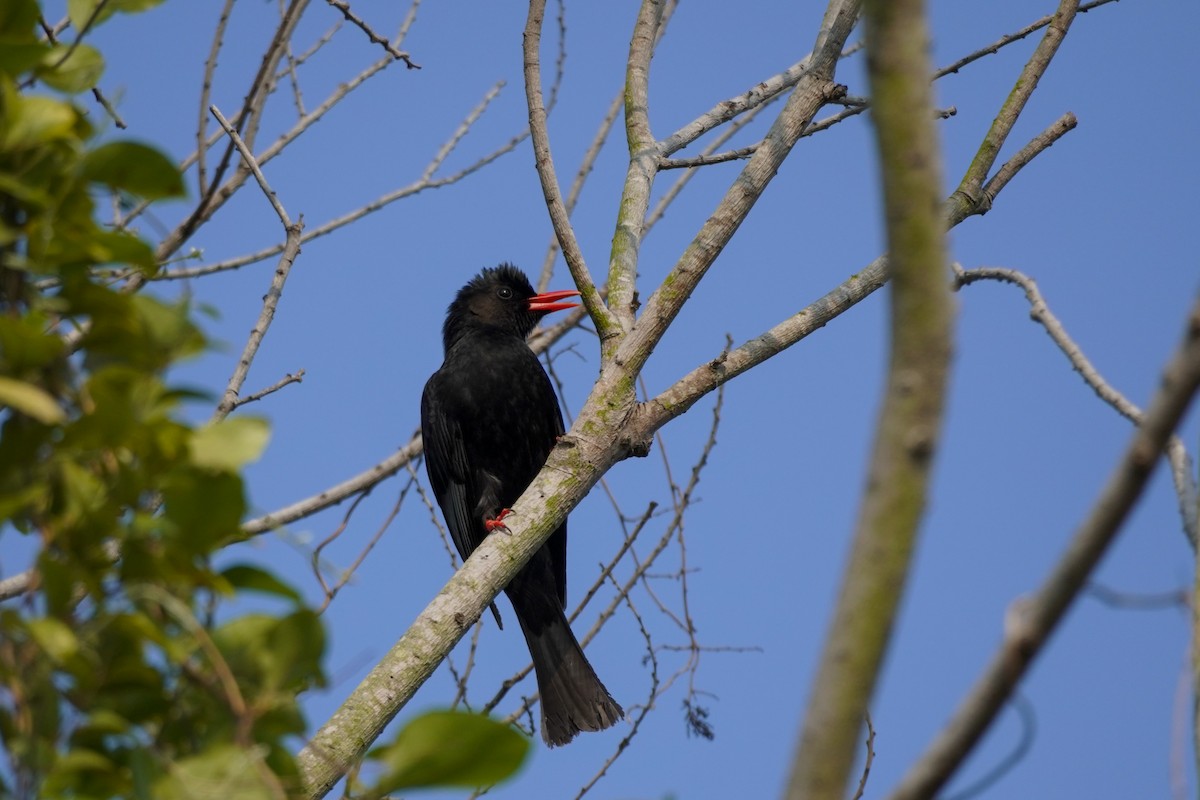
left=516, top=610, right=623, bottom=747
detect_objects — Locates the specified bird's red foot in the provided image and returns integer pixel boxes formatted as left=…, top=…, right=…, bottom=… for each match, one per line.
left=485, top=508, right=513, bottom=533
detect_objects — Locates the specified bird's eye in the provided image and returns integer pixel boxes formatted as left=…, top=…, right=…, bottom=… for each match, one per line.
left=497, top=286, right=514, bottom=300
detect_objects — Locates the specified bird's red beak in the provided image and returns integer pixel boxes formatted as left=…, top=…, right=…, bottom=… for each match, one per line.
left=527, top=288, right=581, bottom=313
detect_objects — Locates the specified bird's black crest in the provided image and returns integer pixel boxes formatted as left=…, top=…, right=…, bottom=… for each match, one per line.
left=441, top=263, right=539, bottom=352
left=458, top=262, right=534, bottom=300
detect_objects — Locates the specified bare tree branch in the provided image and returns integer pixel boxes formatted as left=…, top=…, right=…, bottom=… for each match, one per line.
left=523, top=0, right=614, bottom=336
left=197, top=0, right=236, bottom=196
left=935, top=0, right=1120, bottom=80
left=209, top=105, right=304, bottom=420
left=785, top=0, right=953, bottom=795
left=156, top=82, right=513, bottom=280
left=232, top=369, right=306, bottom=410
left=888, top=293, right=1200, bottom=800
left=947, top=0, right=1080, bottom=223
left=323, top=0, right=420, bottom=68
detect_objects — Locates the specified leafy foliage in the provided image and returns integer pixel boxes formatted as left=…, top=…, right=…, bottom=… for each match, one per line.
left=0, top=1, right=322, bottom=796
left=368, top=710, right=530, bottom=794
left=0, top=3, right=529, bottom=797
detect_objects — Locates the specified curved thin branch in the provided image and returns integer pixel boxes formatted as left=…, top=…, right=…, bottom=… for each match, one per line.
left=523, top=0, right=613, bottom=335
left=955, top=265, right=1198, bottom=546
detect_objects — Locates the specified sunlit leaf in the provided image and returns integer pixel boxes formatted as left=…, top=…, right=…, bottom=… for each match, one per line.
left=90, top=229, right=157, bottom=271
left=0, top=376, right=65, bottom=424
left=68, top=0, right=166, bottom=29
left=190, top=416, right=270, bottom=471
left=67, top=0, right=108, bottom=31
left=154, top=744, right=278, bottom=800
left=27, top=616, right=79, bottom=664
left=0, top=94, right=78, bottom=149
left=38, top=44, right=104, bottom=92
left=114, top=0, right=168, bottom=13
left=81, top=141, right=184, bottom=200
left=160, top=467, right=244, bottom=553
left=219, top=564, right=303, bottom=604
left=369, top=710, right=529, bottom=794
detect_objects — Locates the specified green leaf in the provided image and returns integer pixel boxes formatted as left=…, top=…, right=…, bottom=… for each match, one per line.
left=265, top=609, right=325, bottom=691
left=113, top=0, right=168, bottom=13
left=38, top=43, right=104, bottom=92
left=190, top=416, right=270, bottom=471
left=219, top=564, right=302, bottom=604
left=0, top=94, right=79, bottom=149
left=0, top=42, right=48, bottom=76
left=27, top=616, right=80, bottom=663
left=0, top=0, right=40, bottom=37
left=369, top=710, right=529, bottom=793
left=68, top=0, right=166, bottom=30
left=212, top=611, right=325, bottom=695
left=129, top=295, right=205, bottom=360
left=67, top=0, right=109, bottom=31
left=160, top=468, right=245, bottom=553
left=154, top=744, right=278, bottom=800
left=80, top=141, right=184, bottom=200
left=90, top=229, right=157, bottom=271
left=0, top=375, right=66, bottom=424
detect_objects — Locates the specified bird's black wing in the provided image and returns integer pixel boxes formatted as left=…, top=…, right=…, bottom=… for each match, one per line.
left=420, top=377, right=480, bottom=565
left=422, top=375, right=506, bottom=628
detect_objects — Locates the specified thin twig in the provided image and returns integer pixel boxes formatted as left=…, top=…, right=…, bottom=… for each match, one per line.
left=850, top=713, right=876, bottom=800
left=324, top=0, right=420, bottom=68
left=980, top=113, right=1077, bottom=210
left=311, top=490, right=373, bottom=605
left=211, top=105, right=294, bottom=227
left=940, top=696, right=1036, bottom=800
left=658, top=55, right=814, bottom=158
left=232, top=369, right=306, bottom=409
left=523, top=0, right=610, bottom=334
left=659, top=145, right=759, bottom=170
left=280, top=3, right=307, bottom=117
left=197, top=0, right=236, bottom=195
left=209, top=106, right=303, bottom=419
left=448, top=619, right=483, bottom=710
left=1085, top=583, right=1188, bottom=612
left=536, top=87, right=623, bottom=291
left=314, top=474, right=412, bottom=613
left=573, top=577, right=657, bottom=800
left=156, top=83, right=514, bottom=281
left=934, top=0, right=1120, bottom=80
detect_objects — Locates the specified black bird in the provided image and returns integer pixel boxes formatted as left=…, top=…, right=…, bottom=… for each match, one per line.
left=420, top=264, right=622, bottom=746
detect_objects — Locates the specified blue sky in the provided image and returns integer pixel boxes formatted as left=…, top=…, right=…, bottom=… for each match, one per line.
left=29, top=0, right=1200, bottom=797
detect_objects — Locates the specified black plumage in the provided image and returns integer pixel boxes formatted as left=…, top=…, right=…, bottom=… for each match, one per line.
left=420, top=263, right=622, bottom=746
